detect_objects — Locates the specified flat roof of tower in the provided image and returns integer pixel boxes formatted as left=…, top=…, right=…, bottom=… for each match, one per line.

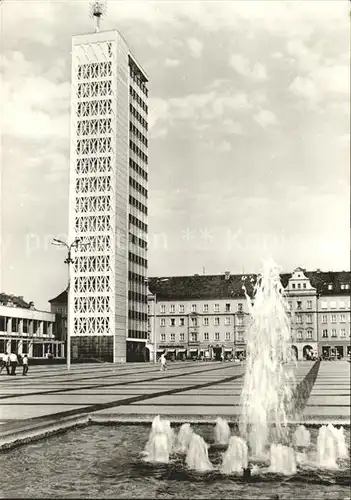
left=72, top=29, right=149, bottom=82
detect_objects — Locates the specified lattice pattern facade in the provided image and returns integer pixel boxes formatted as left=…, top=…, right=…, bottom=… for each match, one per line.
left=69, top=31, right=148, bottom=362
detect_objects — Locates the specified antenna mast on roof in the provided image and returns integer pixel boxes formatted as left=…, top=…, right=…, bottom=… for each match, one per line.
left=202, top=266, right=206, bottom=275
left=89, top=0, right=107, bottom=33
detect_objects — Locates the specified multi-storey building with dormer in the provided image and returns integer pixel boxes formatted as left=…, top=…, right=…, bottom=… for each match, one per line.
left=147, top=268, right=350, bottom=362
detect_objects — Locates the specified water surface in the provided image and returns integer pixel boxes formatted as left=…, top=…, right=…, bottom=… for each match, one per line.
left=0, top=425, right=349, bottom=499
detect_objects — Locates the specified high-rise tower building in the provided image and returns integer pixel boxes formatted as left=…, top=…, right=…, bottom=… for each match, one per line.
left=68, top=17, right=149, bottom=362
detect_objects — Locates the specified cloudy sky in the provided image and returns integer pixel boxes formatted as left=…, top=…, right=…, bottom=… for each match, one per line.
left=0, top=0, right=349, bottom=309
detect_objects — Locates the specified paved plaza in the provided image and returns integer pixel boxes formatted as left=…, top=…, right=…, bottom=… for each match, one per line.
left=0, top=360, right=349, bottom=448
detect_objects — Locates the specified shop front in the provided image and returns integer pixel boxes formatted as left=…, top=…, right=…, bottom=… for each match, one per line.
left=224, top=348, right=233, bottom=360
left=188, top=348, right=198, bottom=360
left=158, top=344, right=186, bottom=361
left=176, top=348, right=187, bottom=361
left=320, top=342, right=349, bottom=360
left=235, top=347, right=246, bottom=360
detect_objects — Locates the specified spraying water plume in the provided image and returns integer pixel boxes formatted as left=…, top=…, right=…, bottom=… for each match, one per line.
left=239, top=260, right=296, bottom=457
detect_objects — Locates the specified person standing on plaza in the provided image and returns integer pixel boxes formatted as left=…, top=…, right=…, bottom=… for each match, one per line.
left=22, top=354, right=29, bottom=376
left=0, top=353, right=8, bottom=374
left=9, top=352, right=18, bottom=375
left=159, top=352, right=167, bottom=372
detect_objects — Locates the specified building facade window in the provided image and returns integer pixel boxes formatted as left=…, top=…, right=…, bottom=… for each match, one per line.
left=238, top=303, right=243, bottom=312
left=331, top=314, right=337, bottom=323
left=160, top=305, right=166, bottom=314
left=214, top=317, right=220, bottom=326
left=296, top=315, right=303, bottom=324
left=161, top=333, right=166, bottom=341
left=214, top=304, right=220, bottom=312
left=340, top=314, right=346, bottom=323
left=191, top=304, right=197, bottom=313
left=306, top=314, right=312, bottom=324
left=160, top=318, right=165, bottom=327
left=170, top=304, right=175, bottom=313
left=297, top=330, right=303, bottom=339
left=297, top=301, right=302, bottom=309
left=322, top=329, right=328, bottom=338
left=203, top=304, right=208, bottom=313
left=224, top=317, right=231, bottom=325
left=203, top=317, right=209, bottom=326
left=330, top=301, right=336, bottom=309
left=170, top=333, right=175, bottom=342
left=322, top=314, right=328, bottom=323
left=225, top=303, right=231, bottom=312
left=340, top=329, right=346, bottom=337
left=170, top=318, right=175, bottom=326
left=307, top=300, right=312, bottom=309
left=190, top=332, right=198, bottom=342
left=237, top=317, right=244, bottom=326
left=191, top=317, right=197, bottom=327
left=331, top=328, right=337, bottom=337
left=306, top=329, right=313, bottom=339
left=237, top=331, right=244, bottom=342
left=321, top=301, right=327, bottom=309
left=179, top=304, right=185, bottom=313
left=180, top=333, right=184, bottom=341
left=203, top=332, right=209, bottom=341
left=339, top=300, right=345, bottom=309
left=225, top=332, right=231, bottom=341
left=214, top=332, right=220, bottom=341
left=179, top=318, right=185, bottom=326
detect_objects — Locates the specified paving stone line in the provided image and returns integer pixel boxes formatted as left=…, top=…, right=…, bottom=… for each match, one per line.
left=0, top=363, right=243, bottom=400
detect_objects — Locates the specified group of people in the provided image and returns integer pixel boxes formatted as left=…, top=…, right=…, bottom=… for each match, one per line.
left=0, top=352, right=29, bottom=376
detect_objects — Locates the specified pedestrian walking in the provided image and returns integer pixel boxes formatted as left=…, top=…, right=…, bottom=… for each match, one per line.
left=22, top=354, right=29, bottom=376
left=9, top=352, right=18, bottom=375
left=159, top=352, right=167, bottom=372
left=0, top=353, right=8, bottom=374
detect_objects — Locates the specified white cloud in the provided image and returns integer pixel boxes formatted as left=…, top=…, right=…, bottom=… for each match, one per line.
left=187, top=38, right=203, bottom=58
left=229, top=54, right=267, bottom=81
left=165, top=58, right=180, bottom=67
left=1, top=51, right=70, bottom=140
left=254, top=109, right=278, bottom=128
left=218, top=140, right=232, bottom=152
left=290, top=64, right=349, bottom=105
left=222, top=119, right=244, bottom=135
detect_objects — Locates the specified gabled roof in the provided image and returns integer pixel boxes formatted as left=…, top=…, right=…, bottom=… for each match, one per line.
left=48, top=270, right=351, bottom=304
left=148, top=271, right=350, bottom=301
left=48, top=289, right=68, bottom=304
left=0, top=293, right=31, bottom=309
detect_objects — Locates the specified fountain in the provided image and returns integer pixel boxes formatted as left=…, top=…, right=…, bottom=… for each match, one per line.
left=175, top=423, right=194, bottom=453
left=316, top=425, right=338, bottom=469
left=317, top=424, right=349, bottom=468
left=269, top=443, right=297, bottom=475
left=140, top=261, right=349, bottom=484
left=239, top=260, right=296, bottom=458
left=221, top=436, right=248, bottom=475
left=143, top=416, right=174, bottom=463
left=293, top=425, right=311, bottom=449
left=214, top=417, right=231, bottom=445
left=327, top=424, right=349, bottom=459
left=186, top=433, right=213, bottom=472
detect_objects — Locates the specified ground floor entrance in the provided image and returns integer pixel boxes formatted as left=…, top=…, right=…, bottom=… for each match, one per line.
left=126, top=340, right=148, bottom=362
left=321, top=344, right=350, bottom=360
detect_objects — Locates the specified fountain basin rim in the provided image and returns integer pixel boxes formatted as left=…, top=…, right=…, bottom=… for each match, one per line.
left=0, top=413, right=349, bottom=452
left=89, top=414, right=350, bottom=428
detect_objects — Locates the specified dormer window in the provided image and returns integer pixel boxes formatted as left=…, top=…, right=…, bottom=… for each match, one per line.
left=303, top=283, right=306, bottom=289
left=292, top=284, right=296, bottom=289
left=328, top=284, right=333, bottom=290
left=297, top=283, right=301, bottom=289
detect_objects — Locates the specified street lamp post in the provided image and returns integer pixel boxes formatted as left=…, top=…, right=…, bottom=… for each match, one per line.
left=51, top=237, right=82, bottom=371
left=153, top=292, right=157, bottom=364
